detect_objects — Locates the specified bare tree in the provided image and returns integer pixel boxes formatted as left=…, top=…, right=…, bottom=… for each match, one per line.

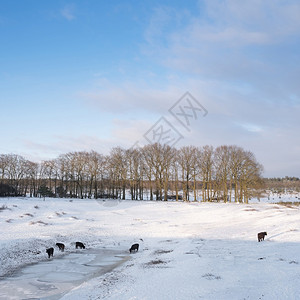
left=178, top=146, right=199, bottom=201
left=214, top=146, right=231, bottom=202
left=199, top=146, right=214, bottom=201
left=0, top=143, right=264, bottom=202
left=142, top=145, right=155, bottom=200
left=109, top=147, right=128, bottom=199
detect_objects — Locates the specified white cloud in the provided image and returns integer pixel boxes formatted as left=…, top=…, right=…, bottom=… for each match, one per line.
left=22, top=135, right=115, bottom=160
left=80, top=80, right=184, bottom=115
left=111, top=119, right=154, bottom=147
left=202, top=0, right=300, bottom=43
left=75, top=1, right=300, bottom=177
left=60, top=4, right=76, bottom=21
left=143, top=0, right=300, bottom=80
left=236, top=123, right=263, bottom=133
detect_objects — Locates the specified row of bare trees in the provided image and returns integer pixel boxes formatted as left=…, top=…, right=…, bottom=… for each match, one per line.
left=0, top=144, right=264, bottom=203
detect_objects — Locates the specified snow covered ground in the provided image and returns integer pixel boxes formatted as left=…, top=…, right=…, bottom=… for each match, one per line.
left=253, top=191, right=300, bottom=204
left=0, top=197, right=299, bottom=299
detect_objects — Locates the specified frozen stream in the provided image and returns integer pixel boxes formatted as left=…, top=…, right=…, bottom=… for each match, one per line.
left=0, top=248, right=129, bottom=300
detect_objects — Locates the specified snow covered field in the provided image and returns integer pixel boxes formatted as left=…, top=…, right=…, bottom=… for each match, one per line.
left=0, top=197, right=299, bottom=299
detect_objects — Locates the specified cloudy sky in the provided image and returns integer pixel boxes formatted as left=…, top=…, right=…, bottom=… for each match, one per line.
left=0, top=0, right=299, bottom=177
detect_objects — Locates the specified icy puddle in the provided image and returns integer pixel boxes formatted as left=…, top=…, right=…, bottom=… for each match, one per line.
left=0, top=248, right=129, bottom=300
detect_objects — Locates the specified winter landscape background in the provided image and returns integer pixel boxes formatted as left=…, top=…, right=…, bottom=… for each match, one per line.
left=1, top=0, right=299, bottom=299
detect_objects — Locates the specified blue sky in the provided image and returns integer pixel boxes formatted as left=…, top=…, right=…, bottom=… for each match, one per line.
left=0, top=0, right=299, bottom=177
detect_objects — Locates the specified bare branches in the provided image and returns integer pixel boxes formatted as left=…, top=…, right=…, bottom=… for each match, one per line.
left=0, top=144, right=264, bottom=202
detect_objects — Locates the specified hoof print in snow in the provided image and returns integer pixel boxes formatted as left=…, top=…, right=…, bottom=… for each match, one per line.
left=144, top=259, right=169, bottom=268
left=0, top=205, right=9, bottom=211
left=258, top=257, right=266, bottom=260
left=202, top=273, right=221, bottom=280
left=29, top=220, right=48, bottom=226
left=153, top=249, right=173, bottom=255
left=24, top=213, right=34, bottom=217
left=289, top=261, right=298, bottom=264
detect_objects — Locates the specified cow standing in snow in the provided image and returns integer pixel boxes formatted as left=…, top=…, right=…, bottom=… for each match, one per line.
left=129, top=243, right=139, bottom=253
left=76, top=242, right=85, bottom=249
left=257, top=232, right=267, bottom=242
left=56, top=243, right=65, bottom=251
left=46, top=247, right=54, bottom=258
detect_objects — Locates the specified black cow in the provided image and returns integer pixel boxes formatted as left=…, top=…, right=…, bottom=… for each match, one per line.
left=56, top=243, right=65, bottom=252
left=46, top=247, right=54, bottom=258
left=257, top=232, right=267, bottom=242
left=129, top=243, right=139, bottom=253
left=76, top=242, right=85, bottom=249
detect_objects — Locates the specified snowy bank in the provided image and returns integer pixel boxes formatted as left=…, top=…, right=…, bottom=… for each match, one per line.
left=0, top=197, right=299, bottom=299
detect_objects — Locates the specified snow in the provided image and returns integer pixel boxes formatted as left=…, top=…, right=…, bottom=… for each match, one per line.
left=0, top=197, right=299, bottom=299
left=0, top=248, right=128, bottom=300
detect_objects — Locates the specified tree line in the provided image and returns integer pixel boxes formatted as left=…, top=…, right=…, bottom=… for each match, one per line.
left=0, top=144, right=264, bottom=203
left=264, top=176, right=300, bottom=194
